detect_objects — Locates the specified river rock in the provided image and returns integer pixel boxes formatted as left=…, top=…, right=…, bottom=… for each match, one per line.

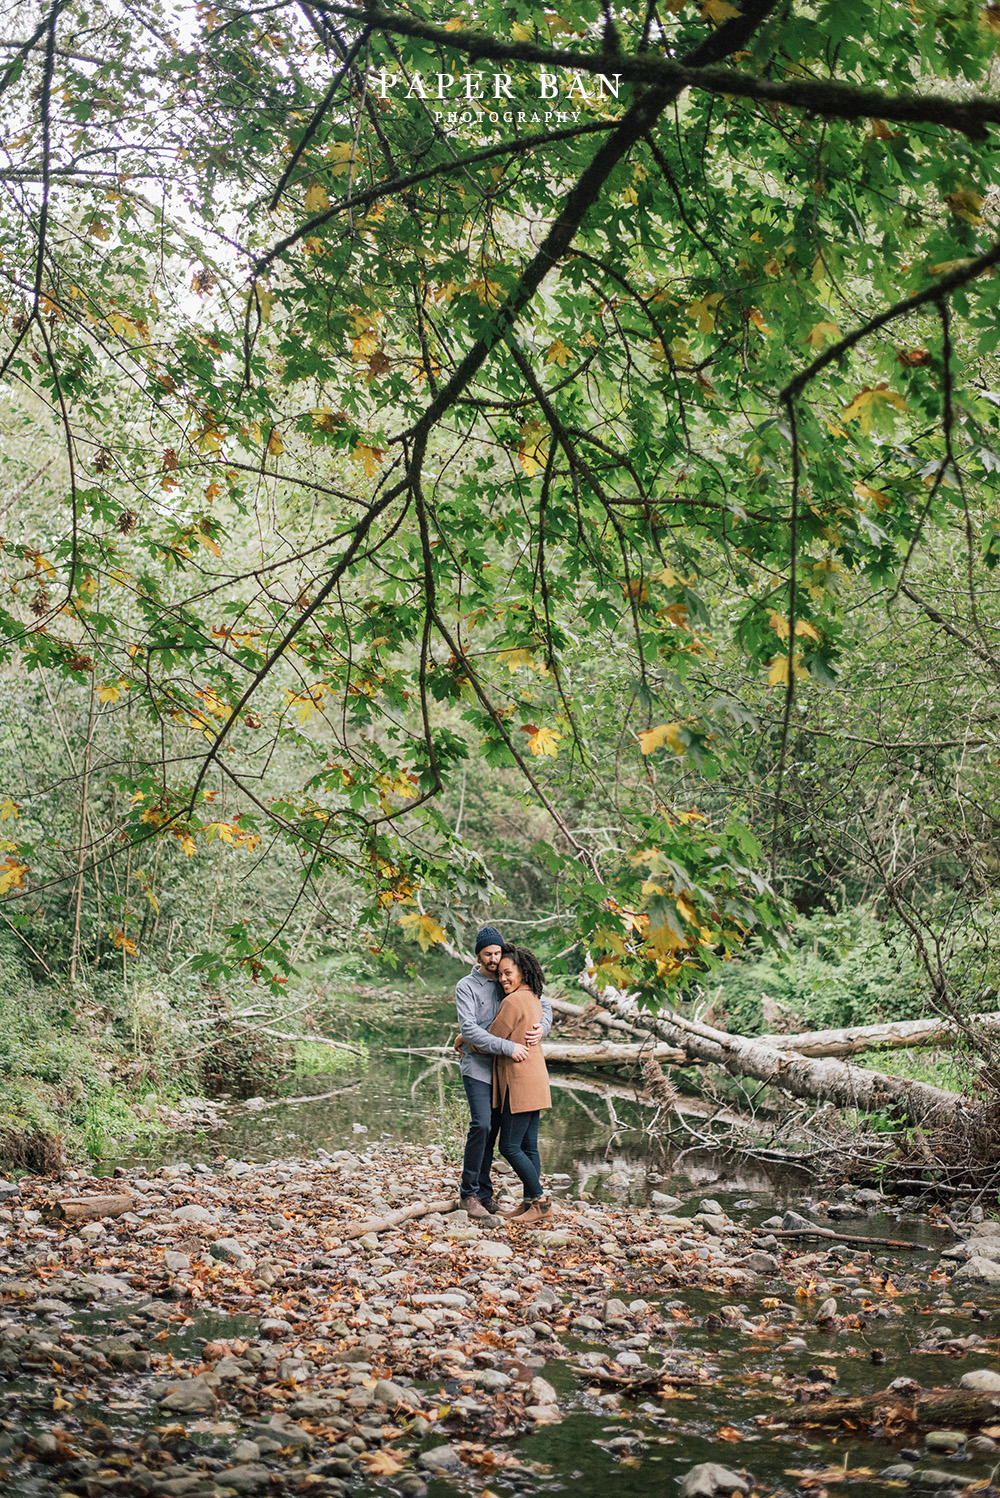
left=651, top=1191, right=682, bottom=1210
left=374, top=1378, right=419, bottom=1408
left=678, top=1462, right=750, bottom=1497
left=220, top=1464, right=271, bottom=1492
left=417, top=1445, right=463, bottom=1472
left=164, top=1251, right=191, bottom=1272
left=967, top=1436, right=998, bottom=1454
left=959, top=1369, right=1000, bottom=1390
left=604, top=1298, right=629, bottom=1321
left=525, top=1403, right=563, bottom=1421
left=924, top=1431, right=965, bottom=1452
left=970, top=1219, right=1000, bottom=1237
left=881, top=1465, right=915, bottom=1480
left=698, top=1199, right=724, bottom=1215
left=782, top=1210, right=812, bottom=1231
left=171, top=1204, right=217, bottom=1223
left=472, top=1239, right=513, bottom=1259
left=952, top=1256, right=1000, bottom=1285
left=475, top=1369, right=511, bottom=1391
left=157, top=1376, right=218, bottom=1413
left=743, top=1252, right=778, bottom=1273
left=908, top=1469, right=968, bottom=1489
left=210, top=1237, right=255, bottom=1270
left=529, top=1375, right=558, bottom=1405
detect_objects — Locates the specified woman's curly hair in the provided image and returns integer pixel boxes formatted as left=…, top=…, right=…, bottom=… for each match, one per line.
left=499, top=943, right=545, bottom=998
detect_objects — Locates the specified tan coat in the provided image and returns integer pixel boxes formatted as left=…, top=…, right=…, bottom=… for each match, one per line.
left=489, top=986, right=552, bottom=1114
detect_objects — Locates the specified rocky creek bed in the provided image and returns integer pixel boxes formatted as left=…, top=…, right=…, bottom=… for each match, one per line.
left=3, top=1148, right=1000, bottom=1498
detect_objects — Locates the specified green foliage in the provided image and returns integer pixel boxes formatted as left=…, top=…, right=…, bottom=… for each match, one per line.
left=1, top=0, right=999, bottom=1015
left=712, top=908, right=928, bottom=1035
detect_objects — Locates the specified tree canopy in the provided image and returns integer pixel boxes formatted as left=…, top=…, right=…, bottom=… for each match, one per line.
left=2, top=0, right=1000, bottom=1000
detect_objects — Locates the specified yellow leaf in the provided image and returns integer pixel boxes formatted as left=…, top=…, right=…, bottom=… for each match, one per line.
left=267, top=428, right=284, bottom=457
left=97, top=679, right=127, bottom=704
left=111, top=927, right=138, bottom=955
left=399, top=910, right=449, bottom=952
left=676, top=895, right=697, bottom=923
left=701, top=0, right=741, bottom=16
left=351, top=443, right=385, bottom=478
left=928, top=257, right=972, bottom=276
left=527, top=725, right=563, bottom=757
left=767, top=653, right=809, bottom=685
left=805, top=320, right=841, bottom=349
left=517, top=419, right=549, bottom=476
left=303, top=182, right=330, bottom=211
left=686, top=293, right=723, bottom=333
left=546, top=338, right=572, bottom=367
left=173, top=832, right=197, bottom=857
left=511, top=21, right=531, bottom=38
left=360, top=1450, right=406, bottom=1477
left=769, top=612, right=820, bottom=642
left=325, top=142, right=354, bottom=178
left=841, top=384, right=908, bottom=435
left=0, top=797, right=19, bottom=821
left=0, top=858, right=27, bottom=896
left=945, top=188, right=984, bottom=224
left=854, top=481, right=891, bottom=511
left=638, top=722, right=684, bottom=755
left=52, top=1391, right=73, bottom=1412
left=499, top=647, right=536, bottom=673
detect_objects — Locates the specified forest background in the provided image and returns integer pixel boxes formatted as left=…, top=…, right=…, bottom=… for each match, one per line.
left=1, top=0, right=1000, bottom=1167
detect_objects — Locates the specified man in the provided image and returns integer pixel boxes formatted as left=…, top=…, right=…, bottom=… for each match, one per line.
left=455, top=925, right=552, bottom=1218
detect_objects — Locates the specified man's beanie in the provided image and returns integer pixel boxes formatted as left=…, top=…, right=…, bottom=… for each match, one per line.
left=475, top=925, right=504, bottom=953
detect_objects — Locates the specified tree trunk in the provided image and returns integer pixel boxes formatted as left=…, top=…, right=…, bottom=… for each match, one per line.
left=46, top=1194, right=133, bottom=1224
left=541, top=1040, right=686, bottom=1064
left=763, top=1011, right=1000, bottom=1057
left=587, top=982, right=968, bottom=1128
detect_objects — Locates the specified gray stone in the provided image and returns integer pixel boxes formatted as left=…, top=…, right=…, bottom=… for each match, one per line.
left=953, top=1256, right=1000, bottom=1285
left=815, top=1297, right=838, bottom=1322
left=171, top=1204, right=217, bottom=1223
left=220, top=1464, right=271, bottom=1492
left=650, top=1191, right=682, bottom=1210
left=157, top=1377, right=218, bottom=1413
left=529, top=1375, right=558, bottom=1406
left=967, top=1436, right=998, bottom=1454
left=254, top=1418, right=313, bottom=1450
left=525, top=1403, right=563, bottom=1421
left=604, top=1298, right=629, bottom=1321
left=210, top=1237, right=254, bottom=1270
left=231, top=1442, right=260, bottom=1462
left=164, top=1251, right=191, bottom=1272
left=959, top=1369, right=1000, bottom=1391
left=881, top=1465, right=915, bottom=1480
left=0, top=1179, right=20, bottom=1198
left=970, top=1218, right=1000, bottom=1237
left=698, top=1199, right=724, bottom=1215
left=762, top=1215, right=784, bottom=1229
left=374, top=1378, right=419, bottom=1408
left=289, top=1394, right=341, bottom=1417
left=782, top=1210, right=812, bottom=1231
left=411, top=1292, right=469, bottom=1307
left=572, top=1315, right=603, bottom=1332
left=475, top=1370, right=511, bottom=1391
left=924, top=1432, right=966, bottom=1453
left=678, top=1463, right=751, bottom=1498
left=908, top=1469, right=968, bottom=1490
left=417, top=1444, right=463, bottom=1472
left=743, top=1252, right=778, bottom=1273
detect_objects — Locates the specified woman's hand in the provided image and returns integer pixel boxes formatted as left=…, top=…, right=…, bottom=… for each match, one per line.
left=511, top=1043, right=529, bottom=1062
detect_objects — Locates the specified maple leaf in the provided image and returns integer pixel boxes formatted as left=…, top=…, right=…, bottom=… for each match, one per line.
left=638, top=722, right=684, bottom=755
left=841, top=383, right=908, bottom=435
left=0, top=858, right=27, bottom=896
left=701, top=0, right=741, bottom=17
left=97, top=679, right=126, bottom=703
left=517, top=419, right=549, bottom=476
left=768, top=612, right=820, bottom=642
left=686, top=293, right=723, bottom=332
left=768, top=653, right=809, bottom=685
left=325, top=142, right=354, bottom=178
left=546, top=338, right=572, bottom=366
left=303, top=182, right=330, bottom=211
left=360, top=1448, right=406, bottom=1476
left=805, top=320, right=841, bottom=349
left=945, top=188, right=985, bottom=224
left=351, top=443, right=385, bottom=477
left=111, top=927, right=138, bottom=954
left=0, top=796, right=20, bottom=820
left=399, top=910, right=448, bottom=951
left=527, top=725, right=562, bottom=757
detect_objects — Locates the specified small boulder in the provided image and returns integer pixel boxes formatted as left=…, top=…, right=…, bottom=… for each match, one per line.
left=959, top=1369, right=1000, bottom=1391
left=678, top=1463, right=750, bottom=1498
left=953, top=1256, right=1000, bottom=1285
left=417, top=1445, right=463, bottom=1473
left=171, top=1204, right=217, bottom=1223
left=924, top=1433, right=966, bottom=1453
left=529, top=1375, right=558, bottom=1406
left=157, top=1377, right=218, bottom=1414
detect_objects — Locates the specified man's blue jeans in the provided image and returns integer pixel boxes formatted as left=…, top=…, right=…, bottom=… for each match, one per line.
left=460, top=1075, right=499, bottom=1202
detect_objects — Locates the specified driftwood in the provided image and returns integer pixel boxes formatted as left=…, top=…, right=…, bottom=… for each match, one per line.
left=771, top=1226, right=925, bottom=1250
left=343, top=1196, right=459, bottom=1239
left=587, top=982, right=968, bottom=1129
left=45, top=1194, right=133, bottom=1224
left=391, top=1040, right=685, bottom=1066
left=785, top=1386, right=1000, bottom=1429
left=570, top=1362, right=709, bottom=1392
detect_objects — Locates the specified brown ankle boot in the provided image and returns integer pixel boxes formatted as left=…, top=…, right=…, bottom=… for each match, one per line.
left=497, top=1199, right=530, bottom=1218
left=516, top=1197, right=553, bottom=1226
left=460, top=1195, right=490, bottom=1219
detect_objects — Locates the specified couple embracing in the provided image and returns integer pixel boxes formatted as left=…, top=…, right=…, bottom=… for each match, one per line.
left=454, top=926, right=554, bottom=1226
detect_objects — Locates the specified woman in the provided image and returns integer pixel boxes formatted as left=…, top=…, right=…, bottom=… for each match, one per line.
left=488, top=943, right=553, bottom=1226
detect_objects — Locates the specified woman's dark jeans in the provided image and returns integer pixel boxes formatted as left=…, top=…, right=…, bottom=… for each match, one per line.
left=498, top=1094, right=542, bottom=1199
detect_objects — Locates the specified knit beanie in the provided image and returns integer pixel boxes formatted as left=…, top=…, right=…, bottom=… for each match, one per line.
left=475, top=925, right=504, bottom=953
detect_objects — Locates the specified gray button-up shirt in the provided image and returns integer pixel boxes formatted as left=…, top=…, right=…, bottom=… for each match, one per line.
left=455, top=965, right=553, bottom=1084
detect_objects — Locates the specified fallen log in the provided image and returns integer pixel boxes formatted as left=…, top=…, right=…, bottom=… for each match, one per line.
left=783, top=1386, right=1000, bottom=1429
left=45, top=1194, right=133, bottom=1224
left=343, top=1197, right=459, bottom=1239
left=390, top=1040, right=685, bottom=1065
left=554, top=992, right=1000, bottom=1062
left=764, top=1012, right=1000, bottom=1059
left=770, top=1226, right=926, bottom=1250
left=587, top=980, right=969, bottom=1129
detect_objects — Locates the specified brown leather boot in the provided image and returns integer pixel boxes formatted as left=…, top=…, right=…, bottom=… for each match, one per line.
left=496, top=1199, right=530, bottom=1218
left=516, top=1197, right=553, bottom=1226
left=461, top=1195, right=491, bottom=1219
